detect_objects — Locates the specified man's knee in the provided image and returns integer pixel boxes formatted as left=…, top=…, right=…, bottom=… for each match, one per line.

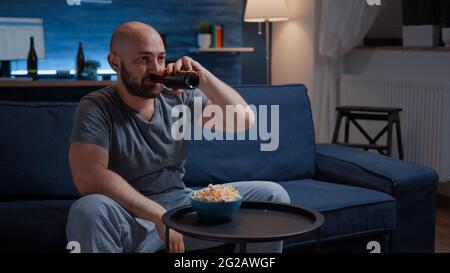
left=262, top=182, right=291, bottom=204
left=68, top=194, right=119, bottom=226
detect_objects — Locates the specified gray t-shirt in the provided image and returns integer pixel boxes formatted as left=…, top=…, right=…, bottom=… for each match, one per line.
left=70, top=84, right=208, bottom=196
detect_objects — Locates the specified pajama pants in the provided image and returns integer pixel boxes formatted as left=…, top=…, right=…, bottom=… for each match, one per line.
left=66, top=181, right=291, bottom=253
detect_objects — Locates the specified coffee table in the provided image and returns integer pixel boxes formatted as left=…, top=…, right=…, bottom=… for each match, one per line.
left=162, top=201, right=325, bottom=253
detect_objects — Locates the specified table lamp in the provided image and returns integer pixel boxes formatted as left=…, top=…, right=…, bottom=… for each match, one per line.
left=244, top=0, right=288, bottom=84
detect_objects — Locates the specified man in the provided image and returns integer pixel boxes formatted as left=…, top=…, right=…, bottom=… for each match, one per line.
left=66, top=21, right=290, bottom=253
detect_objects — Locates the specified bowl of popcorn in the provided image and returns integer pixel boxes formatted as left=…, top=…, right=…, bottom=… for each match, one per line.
left=190, top=184, right=243, bottom=222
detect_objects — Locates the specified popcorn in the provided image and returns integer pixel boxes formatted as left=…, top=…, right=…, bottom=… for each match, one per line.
left=192, top=184, right=241, bottom=202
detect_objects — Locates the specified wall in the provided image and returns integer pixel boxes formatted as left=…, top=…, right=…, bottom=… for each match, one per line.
left=241, top=16, right=267, bottom=85
left=0, top=0, right=248, bottom=84
left=272, top=0, right=318, bottom=95
left=343, top=49, right=450, bottom=82
left=271, top=0, right=321, bottom=138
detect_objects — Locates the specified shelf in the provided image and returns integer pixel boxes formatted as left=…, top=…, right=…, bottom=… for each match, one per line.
left=190, top=47, right=254, bottom=53
left=0, top=80, right=115, bottom=88
left=355, top=46, right=450, bottom=52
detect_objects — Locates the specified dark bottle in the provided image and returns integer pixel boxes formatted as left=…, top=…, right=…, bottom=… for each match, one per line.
left=27, top=37, right=38, bottom=80
left=76, top=42, right=85, bottom=79
left=149, top=71, right=200, bottom=90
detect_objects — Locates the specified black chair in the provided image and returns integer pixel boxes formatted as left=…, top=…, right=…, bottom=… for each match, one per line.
left=332, top=106, right=404, bottom=160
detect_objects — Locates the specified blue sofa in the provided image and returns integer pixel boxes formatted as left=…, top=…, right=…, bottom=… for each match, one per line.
left=0, top=84, right=438, bottom=253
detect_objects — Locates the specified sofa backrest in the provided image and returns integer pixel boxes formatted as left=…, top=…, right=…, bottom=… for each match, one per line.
left=0, top=101, right=80, bottom=201
left=0, top=84, right=317, bottom=199
left=183, top=84, right=316, bottom=187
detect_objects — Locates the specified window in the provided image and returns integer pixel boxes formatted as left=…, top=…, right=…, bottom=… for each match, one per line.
left=365, top=0, right=403, bottom=46
left=364, top=0, right=445, bottom=47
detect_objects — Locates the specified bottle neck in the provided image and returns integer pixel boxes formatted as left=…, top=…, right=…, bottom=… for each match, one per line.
left=30, top=37, right=35, bottom=47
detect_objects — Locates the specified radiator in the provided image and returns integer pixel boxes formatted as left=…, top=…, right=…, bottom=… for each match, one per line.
left=339, top=74, right=450, bottom=182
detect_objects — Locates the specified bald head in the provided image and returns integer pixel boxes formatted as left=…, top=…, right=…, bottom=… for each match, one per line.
left=108, top=21, right=167, bottom=100
left=110, top=21, right=164, bottom=54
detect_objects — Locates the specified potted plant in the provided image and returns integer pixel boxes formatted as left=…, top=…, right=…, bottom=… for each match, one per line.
left=80, top=60, right=100, bottom=80
left=197, top=21, right=212, bottom=49
left=442, top=0, right=450, bottom=46
left=402, top=0, right=440, bottom=46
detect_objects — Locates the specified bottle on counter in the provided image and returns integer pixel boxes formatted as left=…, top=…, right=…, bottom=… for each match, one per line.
left=76, top=42, right=85, bottom=79
left=27, top=37, right=38, bottom=80
left=148, top=71, right=200, bottom=90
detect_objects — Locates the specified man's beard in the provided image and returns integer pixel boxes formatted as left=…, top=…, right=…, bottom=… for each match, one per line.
left=120, top=61, right=163, bottom=99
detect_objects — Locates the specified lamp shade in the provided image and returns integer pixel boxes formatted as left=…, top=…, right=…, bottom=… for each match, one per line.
left=244, top=0, right=289, bottom=22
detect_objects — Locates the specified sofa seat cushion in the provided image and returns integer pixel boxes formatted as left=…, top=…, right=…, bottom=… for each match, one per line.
left=0, top=199, right=74, bottom=252
left=278, top=179, right=396, bottom=247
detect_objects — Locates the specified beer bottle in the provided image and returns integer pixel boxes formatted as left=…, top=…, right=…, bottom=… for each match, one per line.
left=149, top=71, right=200, bottom=90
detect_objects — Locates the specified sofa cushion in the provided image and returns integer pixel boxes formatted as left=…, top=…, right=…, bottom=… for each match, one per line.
left=184, top=84, right=316, bottom=186
left=0, top=101, right=80, bottom=200
left=278, top=179, right=396, bottom=247
left=0, top=199, right=74, bottom=252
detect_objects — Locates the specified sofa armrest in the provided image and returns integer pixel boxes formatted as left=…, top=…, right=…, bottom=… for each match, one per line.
left=315, top=144, right=438, bottom=196
left=315, top=143, right=438, bottom=252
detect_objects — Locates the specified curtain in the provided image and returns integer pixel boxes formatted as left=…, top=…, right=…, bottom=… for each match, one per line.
left=314, top=0, right=380, bottom=142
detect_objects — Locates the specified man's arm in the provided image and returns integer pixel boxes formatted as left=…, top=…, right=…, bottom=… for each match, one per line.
left=69, top=141, right=184, bottom=253
left=199, top=71, right=255, bottom=132
left=167, top=56, right=255, bottom=132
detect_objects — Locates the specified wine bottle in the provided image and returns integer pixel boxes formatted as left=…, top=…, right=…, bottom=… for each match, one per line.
left=27, top=37, right=38, bottom=80
left=76, top=42, right=85, bottom=79
left=148, top=71, right=200, bottom=90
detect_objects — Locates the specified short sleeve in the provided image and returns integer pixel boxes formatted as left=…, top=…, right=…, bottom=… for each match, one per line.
left=69, top=98, right=111, bottom=150
left=181, top=88, right=209, bottom=113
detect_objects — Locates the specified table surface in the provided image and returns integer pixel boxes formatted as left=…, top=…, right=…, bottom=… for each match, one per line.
left=162, top=201, right=324, bottom=243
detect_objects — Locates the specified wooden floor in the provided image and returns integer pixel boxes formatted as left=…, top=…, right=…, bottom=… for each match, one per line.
left=435, top=195, right=450, bottom=253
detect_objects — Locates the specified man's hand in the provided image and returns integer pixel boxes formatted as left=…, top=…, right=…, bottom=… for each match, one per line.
left=165, top=56, right=209, bottom=95
left=155, top=220, right=185, bottom=253
left=69, top=142, right=187, bottom=252
left=164, top=56, right=255, bottom=132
